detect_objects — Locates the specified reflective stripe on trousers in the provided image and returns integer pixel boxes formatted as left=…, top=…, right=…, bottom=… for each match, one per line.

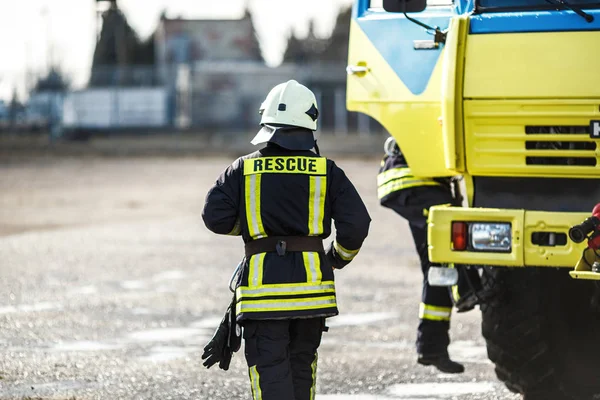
left=419, top=303, right=452, bottom=322
left=310, top=352, right=318, bottom=400
left=250, top=365, right=263, bottom=400
left=244, top=319, right=323, bottom=400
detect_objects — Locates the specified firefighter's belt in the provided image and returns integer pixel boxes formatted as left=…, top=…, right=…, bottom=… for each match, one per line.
left=245, top=236, right=324, bottom=257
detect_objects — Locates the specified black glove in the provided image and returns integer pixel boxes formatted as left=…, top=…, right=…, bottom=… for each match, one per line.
left=201, top=312, right=232, bottom=370
left=201, top=297, right=241, bottom=371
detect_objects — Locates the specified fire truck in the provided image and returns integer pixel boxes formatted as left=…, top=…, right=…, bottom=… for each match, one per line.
left=346, top=0, right=600, bottom=398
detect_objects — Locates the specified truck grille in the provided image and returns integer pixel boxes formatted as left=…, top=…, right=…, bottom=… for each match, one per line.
left=525, top=126, right=597, bottom=167
left=464, top=100, right=600, bottom=177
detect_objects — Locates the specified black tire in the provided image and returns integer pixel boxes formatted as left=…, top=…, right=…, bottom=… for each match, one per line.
left=480, top=267, right=600, bottom=400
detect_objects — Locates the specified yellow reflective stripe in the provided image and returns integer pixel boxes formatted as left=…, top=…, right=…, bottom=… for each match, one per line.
left=248, top=253, right=266, bottom=287
left=227, top=219, right=242, bottom=236
left=419, top=303, right=452, bottom=322
left=240, top=280, right=335, bottom=290
left=244, top=157, right=327, bottom=175
left=377, top=178, right=441, bottom=199
left=302, top=252, right=322, bottom=283
left=236, top=296, right=337, bottom=313
left=452, top=284, right=460, bottom=303
left=334, top=241, right=360, bottom=261
left=249, top=365, right=262, bottom=400
left=245, top=174, right=266, bottom=239
left=308, top=176, right=326, bottom=235
left=237, top=283, right=335, bottom=298
left=377, top=167, right=413, bottom=187
left=310, top=352, right=318, bottom=400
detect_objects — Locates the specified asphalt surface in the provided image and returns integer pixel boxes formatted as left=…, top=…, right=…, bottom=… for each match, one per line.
left=0, top=154, right=521, bottom=400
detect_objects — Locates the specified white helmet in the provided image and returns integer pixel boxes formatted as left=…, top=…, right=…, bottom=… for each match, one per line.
left=259, top=80, right=319, bottom=130
left=251, top=80, right=320, bottom=151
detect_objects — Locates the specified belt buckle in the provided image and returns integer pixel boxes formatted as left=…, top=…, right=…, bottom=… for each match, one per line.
left=276, top=240, right=287, bottom=256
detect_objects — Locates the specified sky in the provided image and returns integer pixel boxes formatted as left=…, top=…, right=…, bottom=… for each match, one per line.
left=0, top=0, right=354, bottom=102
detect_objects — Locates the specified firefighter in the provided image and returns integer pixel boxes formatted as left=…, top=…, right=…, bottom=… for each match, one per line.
left=377, top=136, right=465, bottom=374
left=202, top=80, right=371, bottom=400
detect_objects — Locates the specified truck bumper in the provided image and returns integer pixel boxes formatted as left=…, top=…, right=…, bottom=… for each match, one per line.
left=428, top=205, right=589, bottom=268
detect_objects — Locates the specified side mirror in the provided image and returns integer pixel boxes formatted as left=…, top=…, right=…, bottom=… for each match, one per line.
left=383, top=0, right=427, bottom=13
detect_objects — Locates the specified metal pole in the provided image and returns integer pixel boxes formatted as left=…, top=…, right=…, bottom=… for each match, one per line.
left=358, top=112, right=371, bottom=137
left=334, top=88, right=347, bottom=136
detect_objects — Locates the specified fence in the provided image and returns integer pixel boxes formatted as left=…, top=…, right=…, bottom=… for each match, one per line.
left=4, top=62, right=387, bottom=137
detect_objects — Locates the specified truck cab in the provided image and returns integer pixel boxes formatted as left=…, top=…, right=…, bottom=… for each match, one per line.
left=347, top=0, right=600, bottom=397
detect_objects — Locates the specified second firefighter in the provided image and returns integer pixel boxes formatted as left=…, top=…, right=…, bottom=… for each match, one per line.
left=377, top=136, right=465, bottom=374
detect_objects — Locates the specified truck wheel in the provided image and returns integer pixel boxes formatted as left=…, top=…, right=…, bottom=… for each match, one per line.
left=480, top=267, right=600, bottom=400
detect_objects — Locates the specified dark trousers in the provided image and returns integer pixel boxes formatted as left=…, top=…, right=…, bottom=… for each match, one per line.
left=242, top=318, right=325, bottom=400
left=409, top=221, right=452, bottom=356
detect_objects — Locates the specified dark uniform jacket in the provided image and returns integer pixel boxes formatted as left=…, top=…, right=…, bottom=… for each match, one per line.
left=203, top=143, right=371, bottom=321
left=378, top=153, right=455, bottom=223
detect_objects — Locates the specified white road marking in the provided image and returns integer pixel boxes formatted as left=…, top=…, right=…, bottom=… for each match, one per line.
left=67, top=285, right=98, bottom=295
left=327, top=312, right=399, bottom=327
left=127, top=327, right=205, bottom=343
left=120, top=280, right=147, bottom=290
left=140, top=345, right=201, bottom=363
left=317, top=395, right=401, bottom=400
left=52, top=340, right=123, bottom=352
left=387, top=382, right=496, bottom=397
left=317, top=382, right=497, bottom=399
left=0, top=302, right=62, bottom=314
left=152, top=270, right=187, bottom=281
left=190, top=316, right=225, bottom=328
left=448, top=341, right=491, bottom=365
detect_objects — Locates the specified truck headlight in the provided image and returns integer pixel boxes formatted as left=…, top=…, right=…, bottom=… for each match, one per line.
left=470, top=223, right=512, bottom=252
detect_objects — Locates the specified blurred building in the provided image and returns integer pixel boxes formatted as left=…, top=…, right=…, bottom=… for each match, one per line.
left=155, top=11, right=263, bottom=68
left=60, top=5, right=381, bottom=136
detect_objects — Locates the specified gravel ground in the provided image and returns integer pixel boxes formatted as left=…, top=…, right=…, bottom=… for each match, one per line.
left=0, top=154, right=521, bottom=400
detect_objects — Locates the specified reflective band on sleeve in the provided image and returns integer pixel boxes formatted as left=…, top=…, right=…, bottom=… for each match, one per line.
left=302, top=251, right=322, bottom=283
left=334, top=241, right=360, bottom=261
left=237, top=282, right=335, bottom=298
left=310, top=352, right=318, bottom=400
left=245, top=174, right=266, bottom=239
left=227, top=219, right=242, bottom=236
left=248, top=253, right=266, bottom=288
left=308, top=176, right=326, bottom=235
left=419, top=303, right=452, bottom=322
left=452, top=284, right=460, bottom=303
left=377, top=178, right=441, bottom=200
left=249, top=365, right=262, bottom=400
left=377, top=167, right=413, bottom=187
left=237, top=296, right=337, bottom=313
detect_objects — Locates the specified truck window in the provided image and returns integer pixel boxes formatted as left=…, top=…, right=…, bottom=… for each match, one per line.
left=369, top=0, right=453, bottom=9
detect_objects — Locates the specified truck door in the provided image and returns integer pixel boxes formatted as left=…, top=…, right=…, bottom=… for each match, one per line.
left=346, top=0, right=458, bottom=176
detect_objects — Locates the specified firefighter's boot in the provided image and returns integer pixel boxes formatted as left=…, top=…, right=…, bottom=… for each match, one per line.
left=417, top=353, right=465, bottom=374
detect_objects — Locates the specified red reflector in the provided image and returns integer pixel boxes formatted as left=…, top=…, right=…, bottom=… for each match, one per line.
left=452, top=222, right=468, bottom=251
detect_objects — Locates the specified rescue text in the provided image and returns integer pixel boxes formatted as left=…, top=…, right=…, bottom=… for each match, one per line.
left=244, top=157, right=326, bottom=175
